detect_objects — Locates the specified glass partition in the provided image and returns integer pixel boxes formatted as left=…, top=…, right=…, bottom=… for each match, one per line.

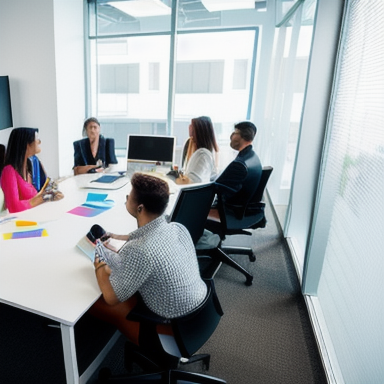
left=86, top=0, right=317, bottom=219
left=87, top=0, right=261, bottom=164
left=257, top=0, right=317, bottom=223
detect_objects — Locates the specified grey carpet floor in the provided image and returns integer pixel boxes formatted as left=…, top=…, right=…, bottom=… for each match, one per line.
left=87, top=201, right=327, bottom=384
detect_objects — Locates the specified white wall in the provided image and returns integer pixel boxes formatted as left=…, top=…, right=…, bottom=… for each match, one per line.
left=53, top=0, right=86, bottom=176
left=0, top=0, right=85, bottom=178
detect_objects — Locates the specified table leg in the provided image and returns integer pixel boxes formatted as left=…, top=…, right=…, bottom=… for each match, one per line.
left=61, top=324, right=79, bottom=384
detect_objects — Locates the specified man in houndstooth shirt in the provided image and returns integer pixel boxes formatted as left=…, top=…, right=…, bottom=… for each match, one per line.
left=89, top=172, right=207, bottom=346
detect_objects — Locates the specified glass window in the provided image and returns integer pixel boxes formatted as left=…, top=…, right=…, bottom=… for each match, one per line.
left=87, top=1, right=259, bottom=167
left=233, top=59, right=248, bottom=90
left=88, top=34, right=170, bottom=151
left=173, top=30, right=257, bottom=169
left=257, top=3, right=315, bottom=219
left=304, top=1, right=384, bottom=382
left=148, top=62, right=160, bottom=91
left=88, top=0, right=172, bottom=36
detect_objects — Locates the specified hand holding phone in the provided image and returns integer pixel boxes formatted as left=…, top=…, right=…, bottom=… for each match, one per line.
left=100, top=233, right=111, bottom=242
left=95, top=239, right=108, bottom=262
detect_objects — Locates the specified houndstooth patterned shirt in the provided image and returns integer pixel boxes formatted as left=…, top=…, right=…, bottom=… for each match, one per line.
left=109, top=215, right=207, bottom=318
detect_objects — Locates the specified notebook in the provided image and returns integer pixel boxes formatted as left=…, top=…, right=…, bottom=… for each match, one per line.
left=90, top=175, right=124, bottom=184
left=83, top=173, right=129, bottom=190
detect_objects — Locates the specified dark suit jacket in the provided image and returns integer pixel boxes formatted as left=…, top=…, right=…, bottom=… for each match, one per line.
left=214, top=145, right=262, bottom=218
left=73, top=135, right=118, bottom=168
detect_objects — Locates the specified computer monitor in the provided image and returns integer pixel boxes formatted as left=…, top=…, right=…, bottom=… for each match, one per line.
left=126, top=134, right=175, bottom=174
left=0, top=76, right=13, bottom=130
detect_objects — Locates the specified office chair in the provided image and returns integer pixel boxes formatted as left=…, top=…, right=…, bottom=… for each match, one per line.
left=0, top=144, right=5, bottom=212
left=0, top=143, right=5, bottom=177
left=98, top=278, right=226, bottom=384
left=205, top=166, right=273, bottom=270
left=169, top=182, right=222, bottom=279
left=170, top=183, right=254, bottom=285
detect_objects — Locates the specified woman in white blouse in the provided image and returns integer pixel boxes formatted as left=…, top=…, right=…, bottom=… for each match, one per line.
left=176, top=116, right=219, bottom=184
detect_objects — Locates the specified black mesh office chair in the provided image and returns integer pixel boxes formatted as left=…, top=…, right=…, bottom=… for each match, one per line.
left=170, top=183, right=255, bottom=285
left=169, top=183, right=222, bottom=279
left=205, top=166, right=273, bottom=271
left=0, top=144, right=5, bottom=177
left=98, top=278, right=226, bottom=384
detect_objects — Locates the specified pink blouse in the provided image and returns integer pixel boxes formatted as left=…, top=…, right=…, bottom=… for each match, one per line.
left=0, top=165, right=37, bottom=213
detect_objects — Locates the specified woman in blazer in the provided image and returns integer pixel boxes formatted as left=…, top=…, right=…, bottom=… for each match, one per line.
left=73, top=117, right=118, bottom=175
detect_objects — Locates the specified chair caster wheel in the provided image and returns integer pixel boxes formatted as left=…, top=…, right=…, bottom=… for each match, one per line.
left=245, top=276, right=253, bottom=286
left=249, top=254, right=256, bottom=262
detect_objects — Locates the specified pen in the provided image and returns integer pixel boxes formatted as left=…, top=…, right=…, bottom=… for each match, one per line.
left=0, top=216, right=17, bottom=225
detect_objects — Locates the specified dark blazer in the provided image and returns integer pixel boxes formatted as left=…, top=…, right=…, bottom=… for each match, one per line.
left=73, top=135, right=118, bottom=168
left=214, top=145, right=262, bottom=218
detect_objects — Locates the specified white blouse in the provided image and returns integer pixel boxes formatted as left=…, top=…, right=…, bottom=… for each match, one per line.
left=184, top=148, right=217, bottom=183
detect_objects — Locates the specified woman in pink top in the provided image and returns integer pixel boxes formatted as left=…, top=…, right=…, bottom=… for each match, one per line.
left=0, top=127, right=63, bottom=213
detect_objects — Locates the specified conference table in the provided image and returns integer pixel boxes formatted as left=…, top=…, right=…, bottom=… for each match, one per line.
left=0, top=172, right=179, bottom=384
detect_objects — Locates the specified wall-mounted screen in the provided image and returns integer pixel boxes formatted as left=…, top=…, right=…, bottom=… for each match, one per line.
left=0, top=76, right=13, bottom=130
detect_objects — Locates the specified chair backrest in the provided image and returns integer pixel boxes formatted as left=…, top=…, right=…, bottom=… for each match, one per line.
left=170, top=183, right=215, bottom=245
left=218, top=166, right=273, bottom=232
left=249, top=166, right=273, bottom=204
left=0, top=143, right=5, bottom=177
left=172, top=278, right=223, bottom=358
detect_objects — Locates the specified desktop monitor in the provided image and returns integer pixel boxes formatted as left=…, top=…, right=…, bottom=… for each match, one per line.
left=0, top=76, right=13, bottom=130
left=126, top=134, right=175, bottom=174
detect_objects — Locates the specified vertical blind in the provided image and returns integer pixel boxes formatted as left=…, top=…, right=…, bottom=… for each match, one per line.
left=304, top=1, right=384, bottom=383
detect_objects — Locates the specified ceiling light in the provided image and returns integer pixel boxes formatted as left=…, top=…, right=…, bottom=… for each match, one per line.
left=201, top=0, right=255, bottom=12
left=109, top=0, right=171, bottom=18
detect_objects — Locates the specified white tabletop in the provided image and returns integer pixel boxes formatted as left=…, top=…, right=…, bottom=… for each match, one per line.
left=0, top=172, right=181, bottom=327
left=0, top=174, right=137, bottom=326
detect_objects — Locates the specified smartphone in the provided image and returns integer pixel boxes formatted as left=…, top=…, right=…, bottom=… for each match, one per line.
left=100, top=233, right=111, bottom=242
left=86, top=224, right=106, bottom=244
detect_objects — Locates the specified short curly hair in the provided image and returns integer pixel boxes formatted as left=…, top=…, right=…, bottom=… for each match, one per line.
left=130, top=173, right=170, bottom=215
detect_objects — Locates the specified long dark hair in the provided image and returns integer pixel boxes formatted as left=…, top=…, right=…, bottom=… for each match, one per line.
left=191, top=116, right=219, bottom=152
left=5, top=127, right=39, bottom=177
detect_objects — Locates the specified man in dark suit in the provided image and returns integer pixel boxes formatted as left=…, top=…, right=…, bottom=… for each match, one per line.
left=211, top=121, right=262, bottom=219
